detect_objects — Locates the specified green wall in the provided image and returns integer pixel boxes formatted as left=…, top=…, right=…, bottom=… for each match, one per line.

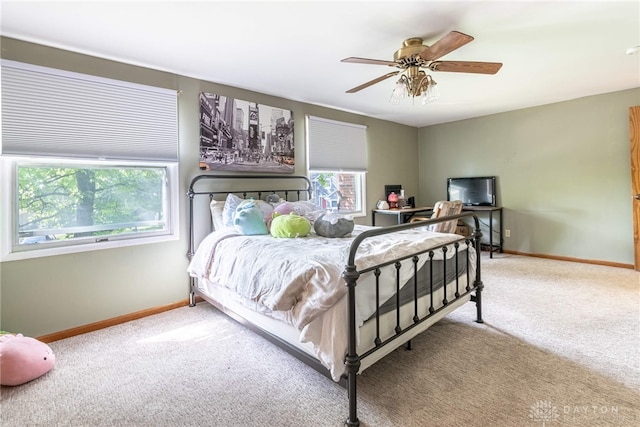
left=2, top=35, right=636, bottom=338
left=418, top=88, right=640, bottom=265
left=0, top=37, right=418, bottom=337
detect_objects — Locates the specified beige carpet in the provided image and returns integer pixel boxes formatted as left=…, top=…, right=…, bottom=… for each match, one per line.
left=1, top=254, right=639, bottom=426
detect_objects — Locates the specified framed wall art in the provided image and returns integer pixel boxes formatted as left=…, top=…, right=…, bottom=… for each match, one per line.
left=199, top=92, right=294, bottom=173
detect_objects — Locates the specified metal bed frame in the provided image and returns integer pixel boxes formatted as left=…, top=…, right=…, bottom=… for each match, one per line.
left=187, top=174, right=484, bottom=427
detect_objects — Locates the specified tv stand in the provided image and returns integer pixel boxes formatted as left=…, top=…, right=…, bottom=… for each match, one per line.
left=461, top=205, right=502, bottom=258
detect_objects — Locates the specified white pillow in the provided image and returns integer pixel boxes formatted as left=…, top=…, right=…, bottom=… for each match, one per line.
left=291, top=200, right=320, bottom=216
left=222, top=194, right=243, bottom=228
left=209, top=199, right=226, bottom=231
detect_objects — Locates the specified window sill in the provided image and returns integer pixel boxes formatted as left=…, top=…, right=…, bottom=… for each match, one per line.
left=1, top=233, right=179, bottom=262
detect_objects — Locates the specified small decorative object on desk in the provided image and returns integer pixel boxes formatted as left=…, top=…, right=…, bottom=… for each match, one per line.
left=376, top=200, right=390, bottom=210
left=387, top=192, right=399, bottom=209
left=397, top=189, right=406, bottom=208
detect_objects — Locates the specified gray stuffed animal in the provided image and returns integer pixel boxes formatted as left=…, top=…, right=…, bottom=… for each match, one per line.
left=313, top=213, right=354, bottom=238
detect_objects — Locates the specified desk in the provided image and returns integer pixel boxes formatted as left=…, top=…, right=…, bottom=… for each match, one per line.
left=372, top=205, right=503, bottom=258
left=371, top=206, right=434, bottom=226
left=461, top=206, right=503, bottom=258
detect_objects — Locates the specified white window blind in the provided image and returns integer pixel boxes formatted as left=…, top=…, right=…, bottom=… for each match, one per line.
left=1, top=59, right=178, bottom=161
left=306, top=115, right=367, bottom=172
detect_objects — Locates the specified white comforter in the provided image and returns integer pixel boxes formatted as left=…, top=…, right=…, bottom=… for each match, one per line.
left=187, top=224, right=473, bottom=380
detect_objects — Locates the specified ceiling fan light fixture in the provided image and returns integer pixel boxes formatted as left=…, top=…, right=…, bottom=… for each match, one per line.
left=389, top=76, right=409, bottom=104
left=389, top=71, right=439, bottom=105
left=421, top=75, right=439, bottom=105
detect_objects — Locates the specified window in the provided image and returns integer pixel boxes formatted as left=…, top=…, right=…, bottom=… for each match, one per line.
left=16, top=161, right=171, bottom=244
left=1, top=60, right=178, bottom=260
left=1, top=158, right=179, bottom=261
left=309, top=172, right=364, bottom=213
left=305, top=116, right=367, bottom=217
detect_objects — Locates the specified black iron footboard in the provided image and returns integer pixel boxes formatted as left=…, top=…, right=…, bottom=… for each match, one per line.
left=342, top=212, right=483, bottom=427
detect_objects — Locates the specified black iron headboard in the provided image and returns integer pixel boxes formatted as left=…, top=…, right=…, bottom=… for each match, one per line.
left=186, top=174, right=312, bottom=260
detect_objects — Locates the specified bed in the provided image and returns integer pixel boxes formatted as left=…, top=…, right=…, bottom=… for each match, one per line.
left=186, top=174, right=484, bottom=427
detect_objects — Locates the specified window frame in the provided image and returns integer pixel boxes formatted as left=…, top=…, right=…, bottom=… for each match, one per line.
left=0, top=156, right=179, bottom=262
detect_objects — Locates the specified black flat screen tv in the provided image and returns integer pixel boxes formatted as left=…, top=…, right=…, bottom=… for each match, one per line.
left=447, top=176, right=496, bottom=207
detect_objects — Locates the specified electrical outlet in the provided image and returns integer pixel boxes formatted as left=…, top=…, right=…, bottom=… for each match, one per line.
left=505, top=229, right=511, bottom=238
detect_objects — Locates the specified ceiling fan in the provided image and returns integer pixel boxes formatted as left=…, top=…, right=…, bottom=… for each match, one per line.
left=341, top=31, right=502, bottom=103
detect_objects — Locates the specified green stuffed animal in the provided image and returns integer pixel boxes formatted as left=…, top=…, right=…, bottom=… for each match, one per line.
left=270, top=212, right=311, bottom=238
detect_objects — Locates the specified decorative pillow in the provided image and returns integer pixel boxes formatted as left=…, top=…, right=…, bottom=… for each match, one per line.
left=222, top=194, right=244, bottom=228
left=273, top=200, right=321, bottom=224
left=292, top=200, right=319, bottom=216
left=209, top=199, right=226, bottom=231
left=223, top=194, right=274, bottom=228
left=0, top=333, right=55, bottom=386
left=233, top=202, right=269, bottom=235
left=313, top=213, right=355, bottom=238
left=273, top=201, right=296, bottom=216
left=270, top=212, right=311, bottom=238
left=305, top=209, right=327, bottom=224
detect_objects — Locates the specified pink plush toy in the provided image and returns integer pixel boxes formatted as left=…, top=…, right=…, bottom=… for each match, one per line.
left=0, top=333, right=55, bottom=386
left=273, top=201, right=296, bottom=216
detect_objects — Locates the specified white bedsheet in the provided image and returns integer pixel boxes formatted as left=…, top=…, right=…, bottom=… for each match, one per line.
left=187, top=224, right=475, bottom=380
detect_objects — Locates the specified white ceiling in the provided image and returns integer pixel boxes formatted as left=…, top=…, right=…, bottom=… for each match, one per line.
left=1, top=1, right=639, bottom=127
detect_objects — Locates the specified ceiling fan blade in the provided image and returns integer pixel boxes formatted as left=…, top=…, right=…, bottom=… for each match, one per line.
left=341, top=57, right=398, bottom=67
left=345, top=71, right=400, bottom=93
left=420, top=31, right=474, bottom=61
left=429, top=60, right=503, bottom=74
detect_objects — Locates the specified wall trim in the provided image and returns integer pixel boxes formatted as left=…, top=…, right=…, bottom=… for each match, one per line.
left=501, top=250, right=634, bottom=270
left=36, top=298, right=201, bottom=343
